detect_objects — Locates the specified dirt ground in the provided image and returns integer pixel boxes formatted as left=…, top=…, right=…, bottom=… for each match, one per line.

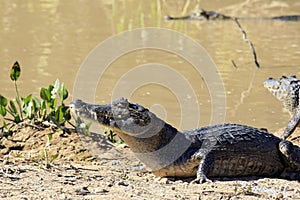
left=1, top=125, right=300, bottom=200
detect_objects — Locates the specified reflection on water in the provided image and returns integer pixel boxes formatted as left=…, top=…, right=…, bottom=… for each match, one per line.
left=0, top=0, right=299, bottom=132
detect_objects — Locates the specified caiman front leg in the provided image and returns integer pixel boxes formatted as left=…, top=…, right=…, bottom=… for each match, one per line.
left=281, top=107, right=300, bottom=139
left=190, top=150, right=214, bottom=184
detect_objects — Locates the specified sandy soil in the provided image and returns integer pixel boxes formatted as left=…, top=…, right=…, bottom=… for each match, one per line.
left=1, top=125, right=300, bottom=200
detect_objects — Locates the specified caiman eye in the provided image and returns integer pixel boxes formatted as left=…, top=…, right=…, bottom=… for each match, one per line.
left=134, top=119, right=140, bottom=124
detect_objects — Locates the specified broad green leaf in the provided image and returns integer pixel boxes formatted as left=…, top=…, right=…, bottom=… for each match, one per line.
left=53, top=98, right=57, bottom=109
left=10, top=61, right=21, bottom=81
left=48, top=85, right=54, bottom=93
left=40, top=88, right=51, bottom=101
left=22, top=94, right=32, bottom=105
left=59, top=83, right=68, bottom=100
left=0, top=105, right=6, bottom=116
left=55, top=105, right=64, bottom=124
left=9, top=100, right=18, bottom=114
left=41, top=100, right=47, bottom=110
left=0, top=95, right=8, bottom=106
left=32, top=97, right=41, bottom=111
left=48, top=98, right=57, bottom=110
left=63, top=106, right=71, bottom=121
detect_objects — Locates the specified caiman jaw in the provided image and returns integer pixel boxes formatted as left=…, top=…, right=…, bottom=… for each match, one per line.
left=69, top=99, right=110, bottom=124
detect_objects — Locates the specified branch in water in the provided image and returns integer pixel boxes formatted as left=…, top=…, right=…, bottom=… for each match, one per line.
left=234, top=18, right=260, bottom=68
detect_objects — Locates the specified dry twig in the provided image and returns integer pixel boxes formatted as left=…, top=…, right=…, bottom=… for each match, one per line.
left=234, top=18, right=260, bottom=68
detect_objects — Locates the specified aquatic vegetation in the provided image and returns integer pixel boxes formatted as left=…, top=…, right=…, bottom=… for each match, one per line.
left=0, top=61, right=71, bottom=135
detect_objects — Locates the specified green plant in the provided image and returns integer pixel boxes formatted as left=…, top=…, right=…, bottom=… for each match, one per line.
left=0, top=61, right=71, bottom=134
left=234, top=186, right=238, bottom=195
left=39, top=79, right=71, bottom=127
left=74, top=116, right=92, bottom=135
left=43, top=133, right=59, bottom=168
left=104, top=128, right=124, bottom=144
left=0, top=62, right=23, bottom=125
left=10, top=61, right=23, bottom=121
left=0, top=61, right=94, bottom=169
left=244, top=184, right=254, bottom=195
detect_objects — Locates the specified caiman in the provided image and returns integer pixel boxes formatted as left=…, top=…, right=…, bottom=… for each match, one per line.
left=70, top=98, right=300, bottom=183
left=165, top=8, right=300, bottom=21
left=264, top=75, right=300, bottom=140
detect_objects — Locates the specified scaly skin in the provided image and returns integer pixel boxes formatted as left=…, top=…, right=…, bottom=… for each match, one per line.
left=70, top=98, right=300, bottom=183
left=264, top=75, right=300, bottom=139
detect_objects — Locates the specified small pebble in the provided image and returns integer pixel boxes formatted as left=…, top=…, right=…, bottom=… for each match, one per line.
left=99, top=189, right=109, bottom=193
left=107, top=182, right=114, bottom=187
left=118, top=180, right=129, bottom=186
left=294, top=188, right=299, bottom=193
left=276, top=193, right=284, bottom=199
left=159, top=178, right=169, bottom=184
left=75, top=186, right=90, bottom=195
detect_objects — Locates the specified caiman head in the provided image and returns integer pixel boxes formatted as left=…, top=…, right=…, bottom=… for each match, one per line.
left=70, top=98, right=165, bottom=139
left=264, top=75, right=300, bottom=115
left=70, top=98, right=195, bottom=172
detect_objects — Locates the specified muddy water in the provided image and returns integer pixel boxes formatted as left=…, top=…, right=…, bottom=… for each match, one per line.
left=0, top=0, right=299, bottom=132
